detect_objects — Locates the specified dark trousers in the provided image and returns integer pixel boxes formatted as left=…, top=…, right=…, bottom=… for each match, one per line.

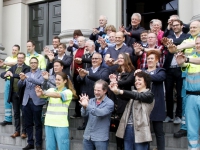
left=165, top=67, right=183, bottom=118
left=152, top=121, right=165, bottom=150
left=73, top=74, right=81, bottom=116
left=23, top=99, right=43, bottom=146
left=11, top=92, right=26, bottom=133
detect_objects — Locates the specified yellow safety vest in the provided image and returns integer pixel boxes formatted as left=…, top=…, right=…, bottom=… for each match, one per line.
left=44, top=88, right=72, bottom=127
left=25, top=52, right=46, bottom=70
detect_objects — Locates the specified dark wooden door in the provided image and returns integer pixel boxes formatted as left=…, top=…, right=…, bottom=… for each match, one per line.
left=29, top=3, right=48, bottom=53
left=29, top=1, right=61, bottom=53
left=48, top=1, right=61, bottom=44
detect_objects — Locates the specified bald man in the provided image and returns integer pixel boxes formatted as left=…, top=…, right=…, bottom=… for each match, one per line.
left=104, top=31, right=133, bottom=73
left=89, top=15, right=107, bottom=42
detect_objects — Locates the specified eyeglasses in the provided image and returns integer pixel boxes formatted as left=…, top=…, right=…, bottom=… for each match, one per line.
left=172, top=24, right=180, bottom=27
left=92, top=58, right=100, bottom=60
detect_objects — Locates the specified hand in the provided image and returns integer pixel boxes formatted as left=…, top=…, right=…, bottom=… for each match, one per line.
left=175, top=52, right=186, bottom=65
left=134, top=69, right=142, bottom=76
left=93, top=28, right=99, bottom=35
left=100, top=41, right=107, bottom=49
left=0, top=60, right=4, bottom=67
left=43, top=47, right=50, bottom=56
left=42, top=71, right=49, bottom=80
left=124, top=30, right=130, bottom=36
left=47, top=53, right=55, bottom=62
left=133, top=43, right=143, bottom=54
left=79, top=94, right=89, bottom=107
left=69, top=40, right=74, bottom=47
left=19, top=72, right=26, bottom=80
left=35, top=85, right=44, bottom=97
left=119, top=26, right=125, bottom=32
left=109, top=82, right=119, bottom=94
left=77, top=68, right=88, bottom=77
left=105, top=58, right=114, bottom=66
left=167, top=43, right=177, bottom=53
left=109, top=74, right=117, bottom=82
left=74, top=58, right=82, bottom=64
left=161, top=37, right=169, bottom=46
left=6, top=71, right=13, bottom=77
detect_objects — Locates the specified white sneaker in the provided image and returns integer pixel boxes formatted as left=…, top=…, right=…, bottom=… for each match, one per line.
left=163, top=116, right=173, bottom=122
left=173, top=117, right=182, bottom=124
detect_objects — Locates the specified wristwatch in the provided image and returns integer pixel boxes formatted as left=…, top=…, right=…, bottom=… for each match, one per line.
left=185, top=57, right=190, bottom=63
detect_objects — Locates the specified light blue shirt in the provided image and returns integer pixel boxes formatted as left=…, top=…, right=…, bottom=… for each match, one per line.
left=81, top=96, right=114, bottom=141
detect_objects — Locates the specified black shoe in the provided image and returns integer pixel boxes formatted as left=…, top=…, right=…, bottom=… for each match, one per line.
left=0, top=121, right=12, bottom=126
left=36, top=145, right=42, bottom=150
left=22, top=144, right=34, bottom=150
left=174, top=129, right=187, bottom=138
left=70, top=114, right=81, bottom=119
left=77, top=124, right=86, bottom=130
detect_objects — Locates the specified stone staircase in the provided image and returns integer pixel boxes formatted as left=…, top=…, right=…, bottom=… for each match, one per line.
left=0, top=91, right=188, bottom=150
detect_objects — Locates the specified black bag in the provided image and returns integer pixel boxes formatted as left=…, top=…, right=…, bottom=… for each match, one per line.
left=110, top=115, right=120, bottom=132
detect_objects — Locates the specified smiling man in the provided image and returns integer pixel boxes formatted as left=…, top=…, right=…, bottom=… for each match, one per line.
left=79, top=79, right=114, bottom=150
left=104, top=31, right=133, bottom=73
left=18, top=57, right=46, bottom=150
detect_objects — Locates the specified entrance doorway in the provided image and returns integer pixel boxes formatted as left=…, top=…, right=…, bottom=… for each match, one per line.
left=29, top=1, right=61, bottom=53
left=123, top=0, right=178, bottom=30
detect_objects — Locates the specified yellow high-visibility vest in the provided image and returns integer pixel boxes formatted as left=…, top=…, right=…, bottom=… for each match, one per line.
left=44, top=88, right=72, bottom=127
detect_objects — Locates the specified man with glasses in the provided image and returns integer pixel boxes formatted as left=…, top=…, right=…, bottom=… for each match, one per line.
left=0, top=52, right=30, bottom=138
left=163, top=20, right=190, bottom=126
left=134, top=32, right=166, bottom=69
left=18, top=57, right=45, bottom=150
left=104, top=31, right=132, bottom=73
left=76, top=53, right=109, bottom=130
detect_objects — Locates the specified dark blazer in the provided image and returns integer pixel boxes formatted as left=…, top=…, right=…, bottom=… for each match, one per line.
left=89, top=27, right=106, bottom=42
left=111, top=71, right=135, bottom=114
left=77, top=66, right=109, bottom=98
left=125, top=25, right=145, bottom=48
left=1, top=64, right=30, bottom=103
left=163, top=33, right=190, bottom=69
left=46, top=54, right=73, bottom=77
left=144, top=68, right=166, bottom=121
left=67, top=44, right=79, bottom=56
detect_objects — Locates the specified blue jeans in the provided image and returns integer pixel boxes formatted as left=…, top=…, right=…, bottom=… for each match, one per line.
left=83, top=139, right=108, bottom=150
left=124, top=124, right=149, bottom=150
left=45, top=126, right=69, bottom=150
left=4, top=80, right=12, bottom=122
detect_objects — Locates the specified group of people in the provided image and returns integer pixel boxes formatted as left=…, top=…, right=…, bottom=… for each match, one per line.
left=0, top=12, right=200, bottom=150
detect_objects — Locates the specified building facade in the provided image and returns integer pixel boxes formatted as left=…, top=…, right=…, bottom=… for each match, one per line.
left=1, top=0, right=200, bottom=56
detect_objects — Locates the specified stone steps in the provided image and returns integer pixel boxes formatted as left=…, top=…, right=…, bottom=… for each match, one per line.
left=0, top=94, right=188, bottom=150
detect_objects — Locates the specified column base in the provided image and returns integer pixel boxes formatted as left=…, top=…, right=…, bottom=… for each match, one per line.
left=0, top=44, right=7, bottom=60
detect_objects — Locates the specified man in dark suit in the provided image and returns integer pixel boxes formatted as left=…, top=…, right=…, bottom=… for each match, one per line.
left=1, top=52, right=30, bottom=138
left=89, top=15, right=107, bottom=42
left=46, top=43, right=73, bottom=77
left=76, top=52, right=109, bottom=130
left=163, top=20, right=190, bottom=131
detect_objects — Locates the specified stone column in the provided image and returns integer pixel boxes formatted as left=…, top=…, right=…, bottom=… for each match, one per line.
left=59, top=0, right=122, bottom=44
left=59, top=0, right=96, bottom=44
left=0, top=0, right=6, bottom=60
